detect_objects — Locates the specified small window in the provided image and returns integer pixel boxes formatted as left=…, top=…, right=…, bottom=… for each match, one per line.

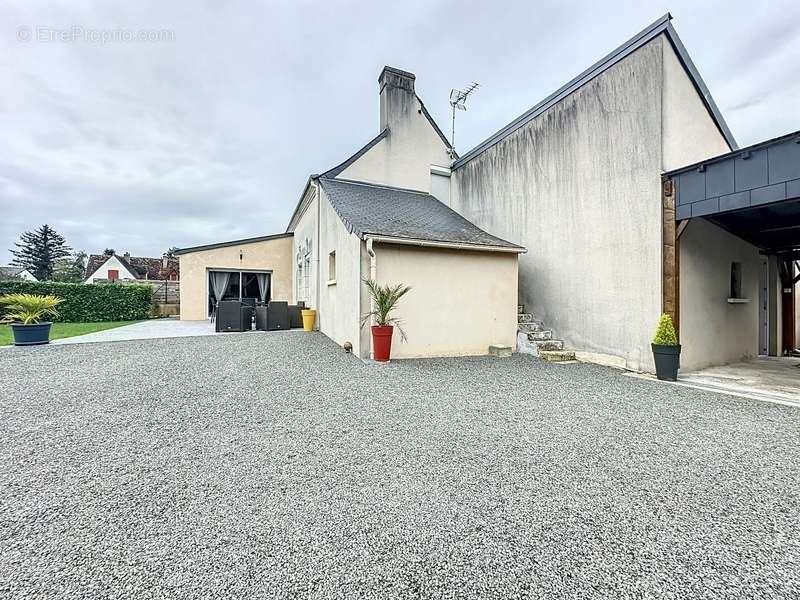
left=108, top=269, right=119, bottom=281
left=730, top=262, right=742, bottom=299
left=327, top=251, right=336, bottom=284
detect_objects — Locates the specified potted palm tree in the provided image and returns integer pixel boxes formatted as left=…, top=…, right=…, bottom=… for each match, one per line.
left=0, top=293, right=63, bottom=346
left=361, top=279, right=411, bottom=362
left=652, top=313, right=680, bottom=381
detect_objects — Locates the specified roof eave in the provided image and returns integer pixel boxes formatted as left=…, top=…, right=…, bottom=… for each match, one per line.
left=453, top=13, right=736, bottom=169
left=663, top=128, right=800, bottom=177
left=174, top=232, right=294, bottom=256
left=363, top=234, right=526, bottom=254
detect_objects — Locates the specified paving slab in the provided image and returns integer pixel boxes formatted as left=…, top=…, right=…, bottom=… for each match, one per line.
left=52, top=318, right=223, bottom=344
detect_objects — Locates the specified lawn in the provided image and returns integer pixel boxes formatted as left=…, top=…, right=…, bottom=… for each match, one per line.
left=0, top=321, right=140, bottom=346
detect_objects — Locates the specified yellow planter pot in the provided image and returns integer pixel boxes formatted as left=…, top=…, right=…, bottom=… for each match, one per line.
left=301, top=309, right=316, bottom=332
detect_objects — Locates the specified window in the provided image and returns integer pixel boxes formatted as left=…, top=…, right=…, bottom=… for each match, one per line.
left=303, top=253, right=311, bottom=299
left=295, top=238, right=313, bottom=302
left=327, top=251, right=336, bottom=284
left=107, top=269, right=119, bottom=281
left=730, top=262, right=742, bottom=299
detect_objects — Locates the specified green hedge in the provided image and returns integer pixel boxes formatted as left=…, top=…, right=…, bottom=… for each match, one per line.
left=0, top=281, right=153, bottom=322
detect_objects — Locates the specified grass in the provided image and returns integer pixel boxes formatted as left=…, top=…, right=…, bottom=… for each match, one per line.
left=0, top=321, right=141, bottom=346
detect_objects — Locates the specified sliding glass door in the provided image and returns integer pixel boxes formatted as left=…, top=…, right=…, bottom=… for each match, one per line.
left=208, top=270, right=271, bottom=316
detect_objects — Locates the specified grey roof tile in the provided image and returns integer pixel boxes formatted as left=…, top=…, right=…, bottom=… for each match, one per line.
left=319, top=177, right=524, bottom=251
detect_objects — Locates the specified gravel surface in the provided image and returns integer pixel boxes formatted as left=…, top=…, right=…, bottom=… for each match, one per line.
left=1, top=332, right=798, bottom=599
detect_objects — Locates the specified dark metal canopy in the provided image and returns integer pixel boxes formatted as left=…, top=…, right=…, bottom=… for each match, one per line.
left=666, top=129, right=800, bottom=252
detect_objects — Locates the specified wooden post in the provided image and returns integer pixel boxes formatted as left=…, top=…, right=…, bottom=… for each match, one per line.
left=662, top=177, right=680, bottom=338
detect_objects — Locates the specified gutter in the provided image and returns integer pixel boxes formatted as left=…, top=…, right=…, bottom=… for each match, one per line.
left=364, top=235, right=526, bottom=254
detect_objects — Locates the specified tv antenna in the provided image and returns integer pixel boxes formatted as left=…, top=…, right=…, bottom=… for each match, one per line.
left=449, top=82, right=479, bottom=156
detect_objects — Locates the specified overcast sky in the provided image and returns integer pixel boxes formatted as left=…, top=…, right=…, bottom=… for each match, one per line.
left=2, top=1, right=799, bottom=263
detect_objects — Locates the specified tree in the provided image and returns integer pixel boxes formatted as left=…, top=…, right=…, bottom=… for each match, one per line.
left=10, top=224, right=72, bottom=281
left=103, top=248, right=115, bottom=256
left=165, top=246, right=179, bottom=258
left=52, top=250, right=88, bottom=283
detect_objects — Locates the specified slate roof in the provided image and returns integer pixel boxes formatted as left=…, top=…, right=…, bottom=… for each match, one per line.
left=0, top=266, right=26, bottom=279
left=85, top=254, right=180, bottom=281
left=318, top=177, right=524, bottom=251
left=453, top=13, right=736, bottom=168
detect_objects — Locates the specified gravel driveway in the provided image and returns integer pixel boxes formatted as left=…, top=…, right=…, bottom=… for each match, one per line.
left=1, top=332, right=798, bottom=599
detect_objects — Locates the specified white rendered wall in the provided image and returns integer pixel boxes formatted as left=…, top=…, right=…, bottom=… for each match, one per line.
left=371, top=244, right=518, bottom=358
left=317, top=188, right=363, bottom=355
left=679, top=219, right=761, bottom=370
left=451, top=38, right=665, bottom=371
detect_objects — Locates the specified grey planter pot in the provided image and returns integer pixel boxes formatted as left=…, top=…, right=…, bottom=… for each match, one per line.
left=10, top=322, right=53, bottom=346
left=652, top=343, right=681, bottom=381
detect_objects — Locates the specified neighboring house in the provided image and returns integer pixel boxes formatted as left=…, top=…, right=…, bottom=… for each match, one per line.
left=84, top=253, right=179, bottom=283
left=179, top=13, right=799, bottom=370
left=0, top=266, right=38, bottom=281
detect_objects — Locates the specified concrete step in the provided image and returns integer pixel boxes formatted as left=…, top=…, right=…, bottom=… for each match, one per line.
left=517, top=321, right=543, bottom=333
left=517, top=313, right=533, bottom=323
left=517, top=304, right=525, bottom=314
left=535, top=339, right=564, bottom=352
left=539, top=350, right=576, bottom=362
left=526, top=330, right=552, bottom=341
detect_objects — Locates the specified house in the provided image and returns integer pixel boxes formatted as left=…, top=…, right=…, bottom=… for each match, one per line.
left=180, top=13, right=799, bottom=369
left=178, top=65, right=525, bottom=359
left=84, top=252, right=179, bottom=283
left=0, top=266, right=38, bottom=281
left=445, top=13, right=798, bottom=371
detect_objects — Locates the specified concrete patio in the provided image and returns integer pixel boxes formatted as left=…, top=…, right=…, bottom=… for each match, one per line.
left=52, top=318, right=223, bottom=344
left=677, top=357, right=800, bottom=407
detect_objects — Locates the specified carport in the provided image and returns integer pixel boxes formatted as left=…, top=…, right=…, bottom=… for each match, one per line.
left=662, top=129, right=800, bottom=379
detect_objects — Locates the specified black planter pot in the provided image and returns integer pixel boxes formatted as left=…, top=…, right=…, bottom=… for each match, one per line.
left=652, top=343, right=681, bottom=381
left=10, top=322, right=53, bottom=346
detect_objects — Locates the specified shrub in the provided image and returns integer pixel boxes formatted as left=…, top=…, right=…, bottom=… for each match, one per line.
left=652, top=313, right=678, bottom=346
left=0, top=281, right=152, bottom=322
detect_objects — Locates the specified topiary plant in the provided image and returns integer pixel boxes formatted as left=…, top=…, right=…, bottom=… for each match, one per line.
left=652, top=313, right=678, bottom=346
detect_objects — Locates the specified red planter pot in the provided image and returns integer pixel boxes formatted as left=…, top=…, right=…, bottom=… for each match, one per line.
left=371, top=325, right=394, bottom=362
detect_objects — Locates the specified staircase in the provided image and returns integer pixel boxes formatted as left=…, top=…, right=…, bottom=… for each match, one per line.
left=517, top=304, right=576, bottom=362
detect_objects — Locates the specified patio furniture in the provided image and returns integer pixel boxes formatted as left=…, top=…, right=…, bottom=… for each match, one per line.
left=255, top=305, right=269, bottom=331
left=267, top=301, right=289, bottom=331
left=241, top=305, right=255, bottom=331
left=288, top=304, right=303, bottom=329
left=216, top=301, right=253, bottom=332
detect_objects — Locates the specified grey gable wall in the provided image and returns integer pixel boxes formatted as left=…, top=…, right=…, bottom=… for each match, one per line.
left=450, top=36, right=667, bottom=371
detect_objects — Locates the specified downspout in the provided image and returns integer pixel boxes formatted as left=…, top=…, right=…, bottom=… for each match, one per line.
left=314, top=181, right=321, bottom=320
left=366, top=237, right=377, bottom=360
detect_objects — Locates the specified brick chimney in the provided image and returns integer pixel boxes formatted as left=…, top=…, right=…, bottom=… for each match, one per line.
left=378, top=66, right=416, bottom=132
